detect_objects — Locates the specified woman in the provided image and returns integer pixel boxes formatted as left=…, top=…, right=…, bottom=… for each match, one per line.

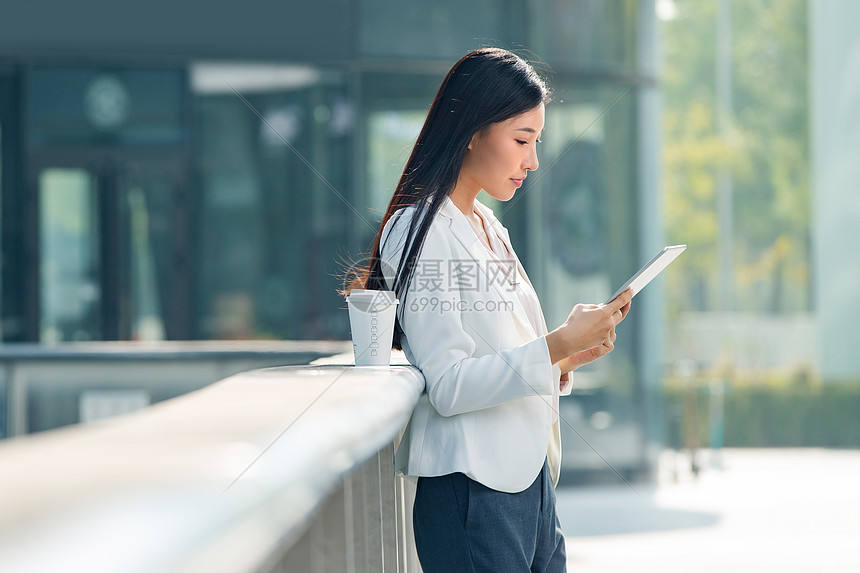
left=345, top=48, right=632, bottom=572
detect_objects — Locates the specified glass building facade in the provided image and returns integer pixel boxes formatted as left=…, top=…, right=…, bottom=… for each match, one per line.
left=0, top=0, right=661, bottom=476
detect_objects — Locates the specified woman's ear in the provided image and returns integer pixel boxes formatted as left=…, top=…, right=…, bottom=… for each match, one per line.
left=467, top=131, right=480, bottom=151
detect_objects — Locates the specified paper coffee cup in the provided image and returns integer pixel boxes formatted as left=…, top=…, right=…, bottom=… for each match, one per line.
left=347, top=289, right=399, bottom=366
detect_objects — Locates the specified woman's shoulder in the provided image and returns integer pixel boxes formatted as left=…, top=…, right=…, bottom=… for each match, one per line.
left=380, top=201, right=448, bottom=251
left=380, top=205, right=417, bottom=252
left=382, top=203, right=419, bottom=234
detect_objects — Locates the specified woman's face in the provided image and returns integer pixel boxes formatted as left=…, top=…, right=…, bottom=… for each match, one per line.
left=459, top=103, right=545, bottom=201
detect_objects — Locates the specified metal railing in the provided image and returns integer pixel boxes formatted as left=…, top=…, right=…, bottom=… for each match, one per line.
left=0, top=358, right=424, bottom=573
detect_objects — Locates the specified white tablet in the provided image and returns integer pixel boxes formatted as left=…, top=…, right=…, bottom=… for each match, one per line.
left=606, top=245, right=687, bottom=304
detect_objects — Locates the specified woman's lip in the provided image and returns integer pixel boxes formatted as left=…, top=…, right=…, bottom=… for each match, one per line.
left=511, top=178, right=524, bottom=187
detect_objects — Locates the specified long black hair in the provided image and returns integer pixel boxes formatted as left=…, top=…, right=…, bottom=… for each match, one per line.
left=342, top=48, right=550, bottom=349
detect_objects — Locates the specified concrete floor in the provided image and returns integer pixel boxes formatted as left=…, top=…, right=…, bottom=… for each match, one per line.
left=556, top=448, right=860, bottom=572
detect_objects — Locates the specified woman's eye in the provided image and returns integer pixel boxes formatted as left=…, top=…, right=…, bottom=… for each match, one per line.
left=516, top=139, right=527, bottom=145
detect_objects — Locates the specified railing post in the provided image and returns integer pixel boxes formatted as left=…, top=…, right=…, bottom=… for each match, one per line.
left=379, top=443, right=398, bottom=572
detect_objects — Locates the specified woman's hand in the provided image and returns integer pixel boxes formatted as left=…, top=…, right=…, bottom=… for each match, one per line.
left=558, top=325, right=617, bottom=374
left=546, top=289, right=632, bottom=365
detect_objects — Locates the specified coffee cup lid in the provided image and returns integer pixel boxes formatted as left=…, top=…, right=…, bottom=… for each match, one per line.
left=347, top=289, right=399, bottom=309
left=348, top=289, right=397, bottom=300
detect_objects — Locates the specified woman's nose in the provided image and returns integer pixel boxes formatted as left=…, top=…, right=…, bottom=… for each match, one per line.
left=524, top=146, right=539, bottom=172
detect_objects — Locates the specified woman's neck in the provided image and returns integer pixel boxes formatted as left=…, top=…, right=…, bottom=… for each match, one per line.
left=448, top=177, right=481, bottom=218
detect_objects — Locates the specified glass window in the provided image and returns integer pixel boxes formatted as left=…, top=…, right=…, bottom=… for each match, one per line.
left=528, top=80, right=641, bottom=467
left=27, top=67, right=185, bottom=146
left=193, top=63, right=352, bottom=340
left=531, top=0, right=639, bottom=75
left=533, top=81, right=638, bottom=328
left=359, top=0, right=505, bottom=60
left=359, top=72, right=440, bottom=235
left=39, top=168, right=101, bottom=342
left=366, top=110, right=425, bottom=216
left=120, top=164, right=179, bottom=341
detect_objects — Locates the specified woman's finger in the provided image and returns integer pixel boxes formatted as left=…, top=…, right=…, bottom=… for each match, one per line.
left=620, top=301, right=632, bottom=319
left=608, top=288, right=633, bottom=312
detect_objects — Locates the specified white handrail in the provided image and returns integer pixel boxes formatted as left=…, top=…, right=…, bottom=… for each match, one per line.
left=0, top=363, right=424, bottom=573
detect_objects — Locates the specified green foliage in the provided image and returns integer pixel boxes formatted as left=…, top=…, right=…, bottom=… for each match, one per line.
left=662, top=0, right=810, bottom=314
left=663, top=383, right=860, bottom=447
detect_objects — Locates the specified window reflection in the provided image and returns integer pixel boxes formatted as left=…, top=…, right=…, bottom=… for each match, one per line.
left=367, top=110, right=425, bottom=216
left=126, top=184, right=165, bottom=341
left=39, top=168, right=101, bottom=342
left=530, top=0, right=638, bottom=73
left=539, top=84, right=637, bottom=327
left=194, top=63, right=351, bottom=340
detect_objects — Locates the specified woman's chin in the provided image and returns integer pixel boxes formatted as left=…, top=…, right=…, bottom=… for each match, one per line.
left=487, top=189, right=517, bottom=202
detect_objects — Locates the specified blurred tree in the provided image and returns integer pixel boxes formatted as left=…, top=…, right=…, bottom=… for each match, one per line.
left=662, top=0, right=810, bottom=316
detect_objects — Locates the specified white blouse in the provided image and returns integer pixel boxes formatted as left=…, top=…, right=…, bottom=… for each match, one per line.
left=470, top=206, right=569, bottom=425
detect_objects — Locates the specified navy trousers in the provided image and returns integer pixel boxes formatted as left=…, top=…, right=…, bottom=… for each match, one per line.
left=412, top=458, right=567, bottom=573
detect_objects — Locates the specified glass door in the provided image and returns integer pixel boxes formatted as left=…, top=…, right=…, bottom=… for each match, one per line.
left=33, top=154, right=190, bottom=342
